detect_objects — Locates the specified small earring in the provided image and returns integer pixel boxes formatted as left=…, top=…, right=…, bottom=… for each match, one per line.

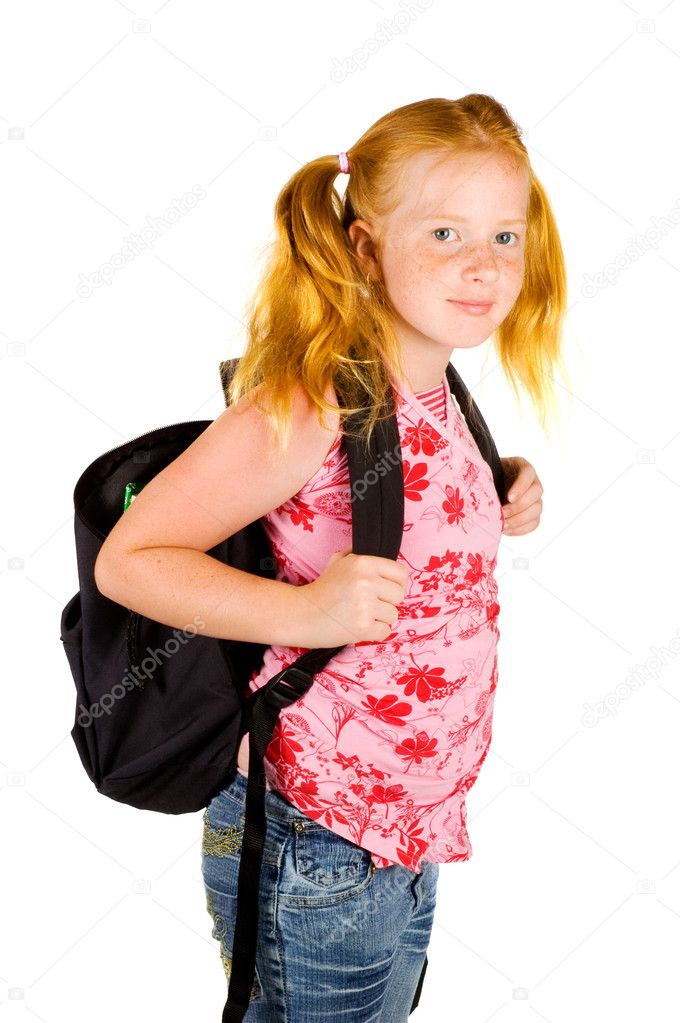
left=359, top=272, right=371, bottom=299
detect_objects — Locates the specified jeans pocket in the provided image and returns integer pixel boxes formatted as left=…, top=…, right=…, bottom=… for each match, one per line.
left=280, top=822, right=376, bottom=906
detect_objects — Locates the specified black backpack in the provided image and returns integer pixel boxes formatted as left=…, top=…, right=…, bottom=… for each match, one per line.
left=60, top=357, right=506, bottom=1021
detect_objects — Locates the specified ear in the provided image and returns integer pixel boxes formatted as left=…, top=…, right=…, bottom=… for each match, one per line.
left=346, top=219, right=381, bottom=280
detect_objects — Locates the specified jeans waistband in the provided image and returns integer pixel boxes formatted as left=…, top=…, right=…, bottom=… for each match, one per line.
left=226, top=767, right=310, bottom=824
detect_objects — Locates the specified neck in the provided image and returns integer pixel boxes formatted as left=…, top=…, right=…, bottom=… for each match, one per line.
left=385, top=329, right=454, bottom=393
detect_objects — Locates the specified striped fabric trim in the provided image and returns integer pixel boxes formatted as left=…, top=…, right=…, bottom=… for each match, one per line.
left=414, top=381, right=447, bottom=424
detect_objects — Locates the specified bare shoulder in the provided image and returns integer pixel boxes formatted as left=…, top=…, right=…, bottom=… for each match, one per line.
left=98, top=376, right=342, bottom=562
left=245, top=376, right=340, bottom=439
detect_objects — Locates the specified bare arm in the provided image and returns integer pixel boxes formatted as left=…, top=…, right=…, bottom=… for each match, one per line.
left=94, top=381, right=341, bottom=648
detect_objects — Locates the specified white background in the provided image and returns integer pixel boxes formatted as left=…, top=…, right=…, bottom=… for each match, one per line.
left=3, top=0, right=680, bottom=1020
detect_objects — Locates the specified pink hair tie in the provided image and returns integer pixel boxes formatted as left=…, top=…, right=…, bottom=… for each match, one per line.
left=338, top=151, right=350, bottom=174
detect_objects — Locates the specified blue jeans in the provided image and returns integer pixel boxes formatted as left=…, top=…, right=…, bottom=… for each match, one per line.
left=201, top=768, right=439, bottom=1021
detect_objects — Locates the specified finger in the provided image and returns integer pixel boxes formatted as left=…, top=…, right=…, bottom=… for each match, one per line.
left=503, top=507, right=541, bottom=532
left=503, top=493, right=542, bottom=522
left=503, top=478, right=542, bottom=517
left=503, top=517, right=540, bottom=536
left=505, top=466, right=536, bottom=505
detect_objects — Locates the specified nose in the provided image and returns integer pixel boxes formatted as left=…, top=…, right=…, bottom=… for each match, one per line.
left=460, top=242, right=501, bottom=280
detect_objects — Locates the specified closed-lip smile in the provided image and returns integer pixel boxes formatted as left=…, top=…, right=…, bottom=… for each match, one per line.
left=448, top=298, right=493, bottom=315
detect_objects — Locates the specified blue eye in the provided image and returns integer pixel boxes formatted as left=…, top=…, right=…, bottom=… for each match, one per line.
left=496, top=231, right=519, bottom=246
left=432, top=228, right=458, bottom=242
left=432, top=228, right=521, bottom=245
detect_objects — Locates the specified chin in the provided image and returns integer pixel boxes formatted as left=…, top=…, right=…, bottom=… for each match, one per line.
left=449, top=334, right=492, bottom=350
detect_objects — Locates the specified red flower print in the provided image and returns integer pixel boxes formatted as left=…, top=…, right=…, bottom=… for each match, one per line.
left=398, top=600, right=442, bottom=620
left=463, top=552, right=485, bottom=586
left=402, top=420, right=441, bottom=457
left=395, top=730, right=438, bottom=769
left=396, top=663, right=448, bottom=703
left=315, top=491, right=351, bottom=520
left=486, top=600, right=500, bottom=623
left=442, top=485, right=465, bottom=526
left=370, top=782, right=408, bottom=804
left=462, top=458, right=479, bottom=486
left=362, top=693, right=412, bottom=725
left=401, top=459, right=429, bottom=501
left=283, top=501, right=316, bottom=532
left=396, top=820, right=429, bottom=868
left=320, top=806, right=352, bottom=828
left=333, top=750, right=362, bottom=773
left=291, top=785, right=351, bottom=827
left=448, top=719, right=478, bottom=749
left=423, top=549, right=463, bottom=574
left=268, top=722, right=304, bottom=765
left=474, top=691, right=490, bottom=715
left=285, top=713, right=311, bottom=733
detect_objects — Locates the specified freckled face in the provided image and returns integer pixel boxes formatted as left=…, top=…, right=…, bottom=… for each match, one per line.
left=374, top=149, right=530, bottom=352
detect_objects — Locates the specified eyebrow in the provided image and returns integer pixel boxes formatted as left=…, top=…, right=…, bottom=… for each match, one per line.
left=423, top=214, right=527, bottom=226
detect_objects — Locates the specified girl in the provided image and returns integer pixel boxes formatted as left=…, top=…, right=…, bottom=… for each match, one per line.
left=95, top=94, right=566, bottom=1020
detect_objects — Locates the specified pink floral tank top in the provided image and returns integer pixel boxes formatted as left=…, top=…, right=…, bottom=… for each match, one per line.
left=238, top=370, right=504, bottom=874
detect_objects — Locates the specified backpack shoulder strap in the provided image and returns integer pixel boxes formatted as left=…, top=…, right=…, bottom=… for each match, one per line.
left=445, top=362, right=507, bottom=505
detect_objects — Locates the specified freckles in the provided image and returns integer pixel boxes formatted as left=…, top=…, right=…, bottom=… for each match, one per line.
left=413, top=249, right=448, bottom=286
left=497, top=251, right=522, bottom=273
left=498, top=254, right=524, bottom=285
left=499, top=259, right=525, bottom=307
left=385, top=239, right=445, bottom=295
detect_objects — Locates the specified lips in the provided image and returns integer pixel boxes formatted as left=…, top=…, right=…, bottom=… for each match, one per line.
left=448, top=299, right=493, bottom=315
